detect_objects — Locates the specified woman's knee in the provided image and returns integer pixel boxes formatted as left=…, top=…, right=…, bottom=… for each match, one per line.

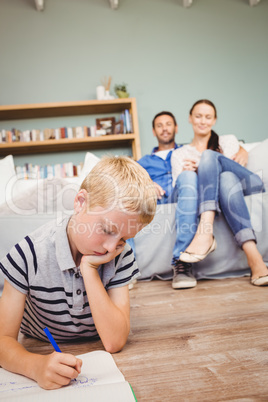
left=199, top=149, right=215, bottom=164
left=176, top=170, right=198, bottom=187
left=219, top=171, right=241, bottom=194
left=176, top=171, right=198, bottom=198
left=220, top=171, right=239, bottom=187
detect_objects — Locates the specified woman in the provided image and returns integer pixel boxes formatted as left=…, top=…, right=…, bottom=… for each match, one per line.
left=171, top=99, right=268, bottom=286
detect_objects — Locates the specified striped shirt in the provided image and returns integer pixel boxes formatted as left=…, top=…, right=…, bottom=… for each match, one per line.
left=0, top=217, right=140, bottom=342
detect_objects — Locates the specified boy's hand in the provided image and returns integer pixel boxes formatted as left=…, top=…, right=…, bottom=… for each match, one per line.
left=34, top=352, right=82, bottom=390
left=80, top=243, right=126, bottom=272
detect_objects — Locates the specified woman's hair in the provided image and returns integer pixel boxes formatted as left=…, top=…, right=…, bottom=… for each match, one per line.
left=152, top=111, right=177, bottom=128
left=190, top=99, right=222, bottom=153
left=80, top=155, right=157, bottom=225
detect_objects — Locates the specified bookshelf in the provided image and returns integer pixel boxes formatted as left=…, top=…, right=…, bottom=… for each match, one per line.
left=0, top=98, right=141, bottom=160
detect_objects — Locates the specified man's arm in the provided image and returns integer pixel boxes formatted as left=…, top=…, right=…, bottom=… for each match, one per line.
left=0, top=280, right=82, bottom=389
left=138, top=155, right=166, bottom=200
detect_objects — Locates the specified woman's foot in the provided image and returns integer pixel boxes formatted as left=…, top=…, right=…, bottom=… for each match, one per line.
left=184, top=233, right=215, bottom=256
left=251, top=274, right=268, bottom=286
left=242, top=241, right=268, bottom=286
left=180, top=235, right=217, bottom=263
left=250, top=260, right=268, bottom=286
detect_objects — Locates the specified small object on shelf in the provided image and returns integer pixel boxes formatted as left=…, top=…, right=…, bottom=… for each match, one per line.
left=114, top=83, right=129, bottom=98
left=114, top=120, right=124, bottom=134
left=96, top=85, right=105, bottom=100
left=99, top=76, right=114, bottom=100
left=96, top=117, right=115, bottom=135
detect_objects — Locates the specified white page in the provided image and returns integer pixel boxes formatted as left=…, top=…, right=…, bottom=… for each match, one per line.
left=0, top=350, right=136, bottom=401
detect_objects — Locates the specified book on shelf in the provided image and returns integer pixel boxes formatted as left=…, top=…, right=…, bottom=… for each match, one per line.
left=118, top=109, right=133, bottom=134
left=0, top=350, right=136, bottom=402
left=90, top=125, right=96, bottom=137
left=0, top=109, right=133, bottom=144
left=16, top=161, right=83, bottom=180
left=125, top=109, right=131, bottom=133
left=67, top=127, right=73, bottom=139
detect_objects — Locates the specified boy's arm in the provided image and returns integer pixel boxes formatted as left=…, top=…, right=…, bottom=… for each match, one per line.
left=0, top=280, right=82, bottom=389
left=80, top=249, right=131, bottom=354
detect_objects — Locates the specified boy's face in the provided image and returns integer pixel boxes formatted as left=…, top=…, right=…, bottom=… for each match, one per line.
left=69, top=205, right=143, bottom=258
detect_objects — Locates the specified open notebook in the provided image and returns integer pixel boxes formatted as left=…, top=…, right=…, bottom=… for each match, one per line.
left=0, top=350, right=136, bottom=401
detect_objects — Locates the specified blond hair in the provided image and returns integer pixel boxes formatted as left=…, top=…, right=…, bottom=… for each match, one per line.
left=80, top=155, right=156, bottom=225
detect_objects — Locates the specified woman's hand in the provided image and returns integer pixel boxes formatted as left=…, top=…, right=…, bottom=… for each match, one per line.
left=182, top=158, right=198, bottom=172
left=232, top=146, right=248, bottom=167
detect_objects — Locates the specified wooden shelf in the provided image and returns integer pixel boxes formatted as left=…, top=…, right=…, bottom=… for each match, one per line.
left=0, top=98, right=141, bottom=160
left=0, top=134, right=137, bottom=156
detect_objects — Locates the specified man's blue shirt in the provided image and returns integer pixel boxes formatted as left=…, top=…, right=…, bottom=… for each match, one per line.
left=138, top=144, right=180, bottom=200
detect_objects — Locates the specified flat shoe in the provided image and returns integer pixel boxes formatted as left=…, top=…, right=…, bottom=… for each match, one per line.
left=251, top=274, right=268, bottom=286
left=180, top=237, right=217, bottom=263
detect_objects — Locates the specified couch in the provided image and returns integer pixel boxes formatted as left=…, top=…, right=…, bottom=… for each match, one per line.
left=1, top=140, right=268, bottom=293
left=133, top=139, right=268, bottom=280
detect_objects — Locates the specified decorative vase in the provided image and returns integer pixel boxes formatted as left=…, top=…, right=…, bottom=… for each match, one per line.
left=116, top=90, right=129, bottom=98
left=96, top=85, right=105, bottom=100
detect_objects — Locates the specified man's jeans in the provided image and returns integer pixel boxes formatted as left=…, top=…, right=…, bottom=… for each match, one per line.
left=158, top=171, right=199, bottom=264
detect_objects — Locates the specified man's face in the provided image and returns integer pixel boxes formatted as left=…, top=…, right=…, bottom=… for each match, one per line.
left=153, top=115, right=177, bottom=147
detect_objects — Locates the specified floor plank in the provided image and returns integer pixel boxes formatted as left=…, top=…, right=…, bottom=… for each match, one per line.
left=18, top=277, right=268, bottom=401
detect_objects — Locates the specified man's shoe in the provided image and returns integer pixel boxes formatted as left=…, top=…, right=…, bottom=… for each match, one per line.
left=172, top=261, right=197, bottom=289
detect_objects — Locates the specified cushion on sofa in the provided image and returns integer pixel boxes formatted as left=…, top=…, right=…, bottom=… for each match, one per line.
left=246, top=138, right=268, bottom=189
left=0, top=155, right=16, bottom=206
left=0, top=152, right=100, bottom=216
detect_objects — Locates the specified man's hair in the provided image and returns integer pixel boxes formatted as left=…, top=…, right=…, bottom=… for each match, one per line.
left=152, top=111, right=177, bottom=128
left=80, top=155, right=157, bottom=225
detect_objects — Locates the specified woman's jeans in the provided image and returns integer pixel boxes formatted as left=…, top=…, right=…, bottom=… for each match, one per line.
left=127, top=170, right=199, bottom=263
left=198, top=150, right=265, bottom=246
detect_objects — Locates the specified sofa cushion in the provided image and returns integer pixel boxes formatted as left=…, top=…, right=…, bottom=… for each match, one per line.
left=246, top=138, right=268, bottom=189
left=0, top=155, right=16, bottom=206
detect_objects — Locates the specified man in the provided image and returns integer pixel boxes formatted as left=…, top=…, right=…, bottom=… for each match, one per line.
left=138, top=111, right=199, bottom=289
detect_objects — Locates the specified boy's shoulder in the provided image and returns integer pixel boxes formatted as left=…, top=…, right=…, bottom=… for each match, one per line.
left=28, top=216, right=69, bottom=242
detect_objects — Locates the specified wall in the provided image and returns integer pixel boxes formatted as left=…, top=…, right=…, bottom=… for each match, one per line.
left=0, top=0, right=267, bottom=165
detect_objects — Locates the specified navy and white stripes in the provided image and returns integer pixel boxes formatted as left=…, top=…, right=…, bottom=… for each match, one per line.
left=0, top=217, right=140, bottom=342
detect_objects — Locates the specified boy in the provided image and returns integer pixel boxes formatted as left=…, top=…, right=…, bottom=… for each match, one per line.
left=0, top=156, right=156, bottom=390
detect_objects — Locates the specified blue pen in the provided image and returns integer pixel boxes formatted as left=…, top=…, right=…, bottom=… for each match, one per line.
left=43, top=327, right=62, bottom=352
left=43, top=327, right=77, bottom=382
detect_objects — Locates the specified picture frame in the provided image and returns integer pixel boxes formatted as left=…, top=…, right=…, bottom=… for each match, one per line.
left=96, top=117, right=115, bottom=135
left=114, top=120, right=124, bottom=134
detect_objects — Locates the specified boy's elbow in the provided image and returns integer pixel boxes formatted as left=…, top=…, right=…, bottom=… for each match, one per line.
left=103, top=336, right=128, bottom=354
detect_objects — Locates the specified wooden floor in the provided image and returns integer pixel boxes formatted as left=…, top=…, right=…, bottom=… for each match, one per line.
left=20, top=277, right=268, bottom=401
